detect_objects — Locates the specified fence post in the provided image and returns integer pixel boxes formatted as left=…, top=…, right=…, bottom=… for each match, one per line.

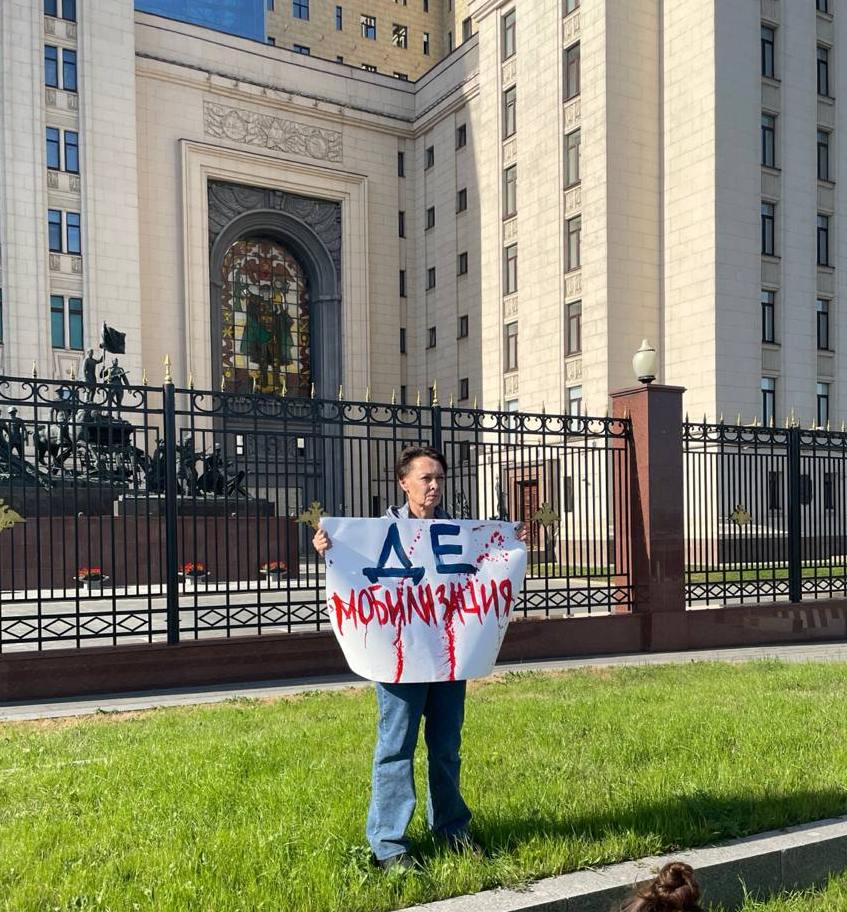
left=787, top=426, right=802, bottom=604
left=610, top=384, right=686, bottom=647
left=163, top=381, right=180, bottom=644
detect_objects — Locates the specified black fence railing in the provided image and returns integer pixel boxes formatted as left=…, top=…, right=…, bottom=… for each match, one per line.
left=684, top=420, right=847, bottom=606
left=0, top=376, right=633, bottom=651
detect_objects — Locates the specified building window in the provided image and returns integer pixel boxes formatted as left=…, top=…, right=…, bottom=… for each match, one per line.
left=399, top=269, right=407, bottom=297
left=504, top=321, right=518, bottom=371
left=427, top=326, right=437, bottom=348
left=458, top=314, right=468, bottom=338
left=361, top=63, right=377, bottom=72
left=502, top=8, right=515, bottom=60
left=448, top=31, right=453, bottom=52
left=457, top=251, right=468, bottom=275
left=503, top=86, right=516, bottom=138
left=761, top=113, right=776, bottom=168
left=267, top=36, right=276, bottom=44
left=45, top=0, right=58, bottom=15
left=425, top=145, right=434, bottom=168
left=293, top=0, right=309, bottom=19
left=503, top=165, right=517, bottom=218
left=818, top=45, right=830, bottom=97
left=48, top=209, right=62, bottom=252
left=50, top=295, right=65, bottom=347
left=66, top=212, right=81, bottom=255
left=761, top=377, right=776, bottom=426
left=817, top=382, right=830, bottom=427
left=565, top=0, right=580, bottom=12
left=817, top=213, right=831, bottom=266
left=459, top=378, right=469, bottom=401
left=361, top=14, right=376, bottom=39
left=423, top=0, right=429, bottom=11
left=337, top=55, right=344, bottom=63
left=267, top=0, right=275, bottom=9
left=392, top=23, right=408, bottom=47
left=425, top=206, right=435, bottom=230
left=394, top=72, right=409, bottom=80
left=567, top=216, right=581, bottom=270
left=423, top=31, right=430, bottom=55
left=818, top=130, right=831, bottom=181
left=62, top=48, right=77, bottom=92
left=456, top=123, right=467, bottom=149
left=568, top=384, right=582, bottom=415
left=68, top=296, right=83, bottom=350
left=65, top=128, right=80, bottom=171
left=462, top=16, right=472, bottom=41
left=336, top=5, right=342, bottom=29
left=400, top=327, right=406, bottom=353
left=565, top=129, right=580, bottom=186
left=761, top=290, right=776, bottom=343
left=427, top=266, right=436, bottom=289
left=400, top=385, right=407, bottom=405
left=504, top=244, right=518, bottom=295
left=818, top=0, right=830, bottom=11
left=398, top=151, right=405, bottom=177
left=62, top=0, right=76, bottom=13
left=456, top=188, right=467, bottom=212
left=564, top=43, right=580, bottom=100
left=761, top=202, right=775, bottom=255
left=817, top=298, right=831, bottom=350
left=45, top=46, right=58, bottom=88
left=761, top=26, right=775, bottom=78
left=293, top=44, right=310, bottom=54
left=46, top=127, right=61, bottom=170
left=398, top=210, right=405, bottom=237
left=567, top=300, right=582, bottom=354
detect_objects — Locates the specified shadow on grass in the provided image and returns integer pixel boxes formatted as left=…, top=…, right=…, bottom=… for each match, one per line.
left=443, top=788, right=847, bottom=859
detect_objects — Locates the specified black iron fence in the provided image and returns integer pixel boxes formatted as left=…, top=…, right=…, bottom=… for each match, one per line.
left=684, top=420, right=847, bottom=606
left=0, top=376, right=633, bottom=651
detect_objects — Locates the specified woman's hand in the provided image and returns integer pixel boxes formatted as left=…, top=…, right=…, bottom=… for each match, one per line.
left=516, top=522, right=529, bottom=543
left=312, top=527, right=332, bottom=556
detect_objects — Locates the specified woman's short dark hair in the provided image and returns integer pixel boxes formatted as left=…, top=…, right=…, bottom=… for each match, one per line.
left=395, top=445, right=448, bottom=482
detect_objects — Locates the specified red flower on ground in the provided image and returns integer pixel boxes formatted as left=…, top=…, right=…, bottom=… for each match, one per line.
left=180, top=562, right=207, bottom=577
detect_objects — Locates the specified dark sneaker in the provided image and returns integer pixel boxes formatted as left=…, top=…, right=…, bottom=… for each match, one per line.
left=445, top=832, right=486, bottom=856
left=374, top=852, right=416, bottom=872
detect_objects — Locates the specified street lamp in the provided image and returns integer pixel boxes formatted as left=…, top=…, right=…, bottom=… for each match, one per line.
left=632, top=339, right=657, bottom=384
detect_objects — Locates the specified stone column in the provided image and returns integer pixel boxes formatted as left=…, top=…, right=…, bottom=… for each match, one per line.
left=611, top=384, right=686, bottom=623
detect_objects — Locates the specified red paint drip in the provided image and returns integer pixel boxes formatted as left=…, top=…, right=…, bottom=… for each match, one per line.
left=392, top=624, right=404, bottom=683
left=443, top=604, right=457, bottom=681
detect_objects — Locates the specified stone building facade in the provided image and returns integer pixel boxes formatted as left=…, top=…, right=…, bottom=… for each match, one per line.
left=0, top=0, right=844, bottom=425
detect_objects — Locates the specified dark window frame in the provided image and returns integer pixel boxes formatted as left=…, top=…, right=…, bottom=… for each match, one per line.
left=818, top=45, right=830, bottom=97
left=503, top=164, right=517, bottom=218
left=761, top=202, right=776, bottom=256
left=459, top=377, right=469, bottom=401
left=817, top=213, right=831, bottom=266
left=761, top=289, right=776, bottom=343
left=62, top=48, right=77, bottom=92
left=564, top=43, right=580, bottom=100
left=457, top=251, right=468, bottom=275
left=567, top=215, right=581, bottom=271
left=818, top=129, right=831, bottom=181
left=48, top=209, right=62, bottom=252
left=46, top=127, right=61, bottom=170
left=502, top=8, right=516, bottom=60
left=426, top=266, right=436, bottom=290
left=456, top=188, right=467, bottom=213
left=762, top=378, right=776, bottom=428
left=503, top=86, right=516, bottom=139
left=45, top=45, right=58, bottom=88
left=292, top=0, right=310, bottom=20
left=565, top=129, right=580, bottom=187
left=66, top=211, right=81, bottom=256
left=361, top=13, right=377, bottom=39
left=817, top=298, right=831, bottom=350
left=504, top=321, right=518, bottom=372
left=425, top=206, right=435, bottom=230
left=455, top=123, right=467, bottom=149
left=504, top=243, right=518, bottom=295
left=427, top=326, right=437, bottom=348
left=761, top=113, right=776, bottom=168
left=567, top=300, right=582, bottom=355
left=761, top=25, right=775, bottom=78
left=458, top=314, right=469, bottom=338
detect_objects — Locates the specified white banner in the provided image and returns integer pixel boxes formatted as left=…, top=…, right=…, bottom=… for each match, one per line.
left=322, top=517, right=527, bottom=683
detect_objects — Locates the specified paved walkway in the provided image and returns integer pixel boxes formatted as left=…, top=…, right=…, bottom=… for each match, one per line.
left=4, top=640, right=847, bottom=721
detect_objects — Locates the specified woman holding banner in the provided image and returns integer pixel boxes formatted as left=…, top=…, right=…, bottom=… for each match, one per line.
left=313, top=445, right=527, bottom=871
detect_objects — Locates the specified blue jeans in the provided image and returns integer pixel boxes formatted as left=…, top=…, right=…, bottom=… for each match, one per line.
left=365, top=680, right=472, bottom=860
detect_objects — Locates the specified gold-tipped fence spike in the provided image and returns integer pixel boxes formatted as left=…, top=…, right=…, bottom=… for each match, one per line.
left=391, top=388, right=397, bottom=405
left=365, top=385, right=371, bottom=403
left=220, top=375, right=226, bottom=393
left=432, top=380, right=439, bottom=405
left=719, top=413, right=724, bottom=425
left=542, top=402, right=547, bottom=415
left=789, top=407, right=796, bottom=427
left=311, top=382, right=316, bottom=399
left=472, top=395, right=478, bottom=410
left=251, top=375, right=258, bottom=394
left=448, top=393, right=454, bottom=408
left=188, top=370, right=195, bottom=390
left=142, top=367, right=149, bottom=386
left=769, top=414, right=775, bottom=428
left=736, top=412, right=742, bottom=426
left=337, top=384, right=344, bottom=401
left=826, top=419, right=831, bottom=431
left=841, top=421, right=846, bottom=433
left=281, top=376, right=287, bottom=397
left=163, top=354, right=172, bottom=384
left=416, top=389, right=421, bottom=407
left=31, top=361, right=38, bottom=379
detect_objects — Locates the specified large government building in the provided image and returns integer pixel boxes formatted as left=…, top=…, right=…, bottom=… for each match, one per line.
left=0, top=0, right=844, bottom=425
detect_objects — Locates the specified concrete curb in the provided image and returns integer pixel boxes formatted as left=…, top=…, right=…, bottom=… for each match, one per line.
left=400, top=815, right=847, bottom=912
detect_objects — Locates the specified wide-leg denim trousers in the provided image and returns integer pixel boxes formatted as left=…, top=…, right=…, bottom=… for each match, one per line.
left=365, top=680, right=472, bottom=860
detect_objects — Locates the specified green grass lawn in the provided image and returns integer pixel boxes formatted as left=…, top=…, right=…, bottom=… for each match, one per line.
left=731, top=873, right=847, bottom=910
left=688, top=564, right=847, bottom=583
left=4, top=662, right=847, bottom=912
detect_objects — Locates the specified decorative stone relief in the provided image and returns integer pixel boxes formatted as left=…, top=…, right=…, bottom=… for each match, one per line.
left=761, top=82, right=780, bottom=111
left=66, top=21, right=77, bottom=39
left=504, top=218, right=518, bottom=243
left=71, top=257, right=83, bottom=274
left=503, top=293, right=518, bottom=319
left=761, top=0, right=779, bottom=22
left=208, top=180, right=342, bottom=280
left=565, top=186, right=581, bottom=215
left=503, top=138, right=517, bottom=167
left=204, top=101, right=343, bottom=163
left=818, top=98, right=835, bottom=128
left=761, top=170, right=779, bottom=200
left=818, top=184, right=835, bottom=212
left=67, top=93, right=78, bottom=111
left=69, top=175, right=81, bottom=192
left=564, top=98, right=581, bottom=130
left=47, top=171, right=59, bottom=189
left=46, top=89, right=57, bottom=107
left=761, top=348, right=780, bottom=373
left=565, top=271, right=582, bottom=297
left=44, top=17, right=55, bottom=34
left=761, top=258, right=779, bottom=287
left=563, top=11, right=580, bottom=41
left=504, top=373, right=519, bottom=396
left=817, top=267, right=835, bottom=295
left=502, top=58, right=517, bottom=87
left=49, top=254, right=61, bottom=271
left=566, top=359, right=582, bottom=383
left=817, top=352, right=835, bottom=379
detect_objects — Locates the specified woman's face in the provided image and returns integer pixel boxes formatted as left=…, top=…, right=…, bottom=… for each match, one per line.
left=399, top=456, right=445, bottom=518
